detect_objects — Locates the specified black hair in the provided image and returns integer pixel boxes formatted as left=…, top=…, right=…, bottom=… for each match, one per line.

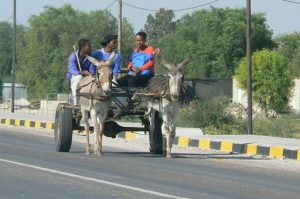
left=78, top=39, right=90, bottom=51
left=101, top=34, right=118, bottom=47
left=135, top=31, right=147, bottom=40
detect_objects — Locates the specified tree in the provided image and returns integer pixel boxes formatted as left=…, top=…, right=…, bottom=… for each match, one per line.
left=156, top=7, right=274, bottom=78
left=236, top=49, right=294, bottom=114
left=144, top=8, right=176, bottom=44
left=274, top=32, right=300, bottom=77
left=0, top=75, right=2, bottom=100
left=16, top=4, right=134, bottom=99
left=0, top=21, right=26, bottom=82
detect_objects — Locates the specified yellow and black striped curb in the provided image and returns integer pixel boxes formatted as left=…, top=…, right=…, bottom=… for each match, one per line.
left=116, top=131, right=137, bottom=140
left=0, top=117, right=137, bottom=141
left=173, top=136, right=300, bottom=161
left=1, top=117, right=299, bottom=160
left=0, top=117, right=54, bottom=129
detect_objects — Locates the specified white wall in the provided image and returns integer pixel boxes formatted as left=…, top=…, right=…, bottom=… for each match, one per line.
left=232, top=78, right=300, bottom=113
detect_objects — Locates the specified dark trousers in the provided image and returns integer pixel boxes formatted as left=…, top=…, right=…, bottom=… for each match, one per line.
left=117, top=74, right=154, bottom=87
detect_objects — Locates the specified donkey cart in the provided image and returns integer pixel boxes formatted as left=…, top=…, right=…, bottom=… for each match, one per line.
left=54, top=86, right=164, bottom=154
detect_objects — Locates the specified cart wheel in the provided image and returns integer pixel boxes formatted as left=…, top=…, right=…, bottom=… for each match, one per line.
left=54, top=104, right=73, bottom=152
left=149, top=111, right=163, bottom=154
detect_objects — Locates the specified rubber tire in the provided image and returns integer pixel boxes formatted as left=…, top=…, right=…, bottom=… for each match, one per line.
left=149, top=111, right=163, bottom=154
left=54, top=104, right=73, bottom=152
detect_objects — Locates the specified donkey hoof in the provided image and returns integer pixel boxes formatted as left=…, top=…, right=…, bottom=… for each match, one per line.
left=94, top=150, right=103, bottom=157
left=166, top=153, right=172, bottom=158
left=86, top=145, right=91, bottom=155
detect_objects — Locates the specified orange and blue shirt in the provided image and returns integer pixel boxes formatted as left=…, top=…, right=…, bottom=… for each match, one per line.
left=127, top=45, right=155, bottom=76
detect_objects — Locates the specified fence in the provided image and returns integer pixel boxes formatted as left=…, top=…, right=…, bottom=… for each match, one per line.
left=186, top=78, right=232, bottom=100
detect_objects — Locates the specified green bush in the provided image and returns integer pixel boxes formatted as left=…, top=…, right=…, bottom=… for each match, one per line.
left=253, top=119, right=297, bottom=138
left=236, top=49, right=294, bottom=113
left=177, top=97, right=300, bottom=138
left=178, top=96, right=247, bottom=134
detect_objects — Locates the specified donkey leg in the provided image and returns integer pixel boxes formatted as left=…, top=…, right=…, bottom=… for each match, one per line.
left=165, top=131, right=173, bottom=158
left=166, top=104, right=179, bottom=158
left=98, top=124, right=104, bottom=157
left=97, top=108, right=109, bottom=156
left=162, top=121, right=172, bottom=158
left=91, top=109, right=101, bottom=156
left=94, top=124, right=101, bottom=156
left=82, top=110, right=91, bottom=155
left=168, top=124, right=176, bottom=158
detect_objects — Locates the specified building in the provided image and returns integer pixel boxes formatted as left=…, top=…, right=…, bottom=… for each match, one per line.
left=1, top=82, right=27, bottom=101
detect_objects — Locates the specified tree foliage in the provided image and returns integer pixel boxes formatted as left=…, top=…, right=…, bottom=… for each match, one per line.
left=144, top=8, right=176, bottom=44
left=0, top=21, right=26, bottom=82
left=236, top=49, right=294, bottom=113
left=156, top=7, right=274, bottom=77
left=274, top=32, right=300, bottom=77
left=0, top=75, right=2, bottom=100
left=16, top=4, right=134, bottom=99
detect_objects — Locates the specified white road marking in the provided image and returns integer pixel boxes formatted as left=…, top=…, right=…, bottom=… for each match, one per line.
left=0, top=158, right=189, bottom=199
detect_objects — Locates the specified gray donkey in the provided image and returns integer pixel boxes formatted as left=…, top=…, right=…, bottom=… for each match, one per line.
left=78, top=52, right=115, bottom=156
left=141, top=56, right=191, bottom=157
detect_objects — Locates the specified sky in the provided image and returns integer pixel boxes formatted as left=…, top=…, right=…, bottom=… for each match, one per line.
left=1, top=0, right=300, bottom=37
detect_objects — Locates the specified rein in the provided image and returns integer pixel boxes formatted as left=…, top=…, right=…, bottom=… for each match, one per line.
left=76, top=75, right=96, bottom=91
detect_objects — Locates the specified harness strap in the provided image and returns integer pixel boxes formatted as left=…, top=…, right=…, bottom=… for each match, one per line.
left=76, top=76, right=96, bottom=92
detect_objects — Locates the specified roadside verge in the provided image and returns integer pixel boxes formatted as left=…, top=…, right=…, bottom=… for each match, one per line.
left=1, top=116, right=299, bottom=161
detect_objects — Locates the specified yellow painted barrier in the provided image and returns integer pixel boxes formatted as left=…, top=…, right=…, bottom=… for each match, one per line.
left=46, top=122, right=53, bottom=129
left=24, top=120, right=31, bottom=128
left=221, top=141, right=233, bottom=152
left=15, top=119, right=20, bottom=126
left=199, top=139, right=210, bottom=150
left=178, top=136, right=190, bottom=147
left=269, top=146, right=284, bottom=158
left=35, top=120, right=41, bottom=128
left=246, top=144, right=258, bottom=155
left=5, top=118, right=10, bottom=126
left=125, top=131, right=136, bottom=141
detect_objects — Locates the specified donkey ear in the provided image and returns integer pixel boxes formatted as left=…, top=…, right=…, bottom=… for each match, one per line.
left=160, top=58, right=173, bottom=70
left=177, top=54, right=192, bottom=70
left=107, top=51, right=116, bottom=64
left=86, top=55, right=102, bottom=67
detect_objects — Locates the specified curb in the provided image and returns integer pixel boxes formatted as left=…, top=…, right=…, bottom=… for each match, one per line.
left=0, top=117, right=137, bottom=141
left=1, top=117, right=299, bottom=161
left=117, top=131, right=137, bottom=140
left=173, top=137, right=300, bottom=161
left=0, top=117, right=54, bottom=130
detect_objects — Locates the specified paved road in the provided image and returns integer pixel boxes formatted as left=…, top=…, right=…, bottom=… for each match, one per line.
left=0, top=127, right=300, bottom=199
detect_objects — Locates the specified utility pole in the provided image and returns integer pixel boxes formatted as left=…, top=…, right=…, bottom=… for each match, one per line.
left=11, top=0, right=16, bottom=113
left=246, top=0, right=252, bottom=134
left=118, top=0, right=122, bottom=52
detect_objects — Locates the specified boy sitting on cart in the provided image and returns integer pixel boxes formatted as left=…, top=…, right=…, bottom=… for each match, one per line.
left=118, top=31, right=157, bottom=88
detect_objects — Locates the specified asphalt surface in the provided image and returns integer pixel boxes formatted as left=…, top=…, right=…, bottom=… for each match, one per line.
left=0, top=126, right=300, bottom=199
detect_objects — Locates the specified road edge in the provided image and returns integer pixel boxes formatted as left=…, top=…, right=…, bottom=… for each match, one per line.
left=1, top=117, right=299, bottom=161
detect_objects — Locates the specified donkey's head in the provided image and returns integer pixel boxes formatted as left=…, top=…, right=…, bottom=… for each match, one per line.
left=161, top=56, right=191, bottom=101
left=97, top=66, right=113, bottom=96
left=86, top=52, right=115, bottom=96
